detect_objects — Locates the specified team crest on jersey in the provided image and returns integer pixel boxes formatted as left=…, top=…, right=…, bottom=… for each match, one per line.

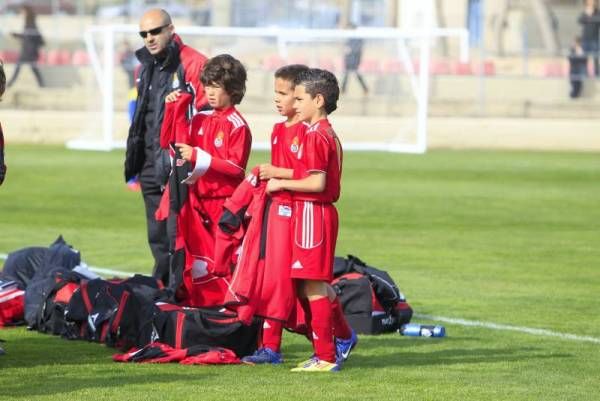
left=172, top=74, right=179, bottom=89
left=290, top=136, right=300, bottom=153
left=214, top=131, right=225, bottom=147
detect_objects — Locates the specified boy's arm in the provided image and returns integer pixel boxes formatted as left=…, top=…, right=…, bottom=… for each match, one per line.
left=259, top=164, right=294, bottom=180
left=266, top=172, right=326, bottom=194
left=177, top=124, right=251, bottom=183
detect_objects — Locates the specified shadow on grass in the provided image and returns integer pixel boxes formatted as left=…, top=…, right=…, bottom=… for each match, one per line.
left=1, top=368, right=216, bottom=399
left=343, top=346, right=571, bottom=370
left=281, top=333, right=572, bottom=370
left=0, top=331, right=217, bottom=399
left=0, top=332, right=115, bottom=369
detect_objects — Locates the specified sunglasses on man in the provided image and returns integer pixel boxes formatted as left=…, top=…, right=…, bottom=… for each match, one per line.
left=139, top=24, right=169, bottom=39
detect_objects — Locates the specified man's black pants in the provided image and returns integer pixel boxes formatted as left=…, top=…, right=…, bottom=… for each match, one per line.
left=140, top=165, right=175, bottom=286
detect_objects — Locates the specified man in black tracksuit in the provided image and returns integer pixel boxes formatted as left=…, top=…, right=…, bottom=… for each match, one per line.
left=124, top=9, right=207, bottom=286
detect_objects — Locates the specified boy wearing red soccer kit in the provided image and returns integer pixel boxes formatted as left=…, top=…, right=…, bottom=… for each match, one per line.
left=266, top=68, right=351, bottom=372
left=240, top=64, right=309, bottom=365
left=171, top=54, right=252, bottom=306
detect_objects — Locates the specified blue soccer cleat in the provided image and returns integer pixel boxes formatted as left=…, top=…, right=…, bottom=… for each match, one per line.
left=241, top=347, right=283, bottom=365
left=335, top=329, right=358, bottom=363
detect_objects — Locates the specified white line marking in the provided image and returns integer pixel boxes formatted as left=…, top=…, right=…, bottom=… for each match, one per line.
left=0, top=253, right=142, bottom=278
left=3, top=253, right=599, bottom=344
left=416, top=314, right=600, bottom=344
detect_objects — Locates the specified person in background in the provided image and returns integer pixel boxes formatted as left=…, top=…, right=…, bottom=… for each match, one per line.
left=0, top=60, right=7, bottom=187
left=121, top=40, right=139, bottom=89
left=578, top=0, right=600, bottom=77
left=7, top=4, right=45, bottom=88
left=569, top=36, right=588, bottom=99
left=341, top=23, right=368, bottom=96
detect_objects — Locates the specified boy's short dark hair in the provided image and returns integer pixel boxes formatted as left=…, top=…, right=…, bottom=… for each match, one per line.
left=274, top=64, right=309, bottom=87
left=294, top=68, right=340, bottom=114
left=0, top=60, right=5, bottom=97
left=201, top=54, right=247, bottom=105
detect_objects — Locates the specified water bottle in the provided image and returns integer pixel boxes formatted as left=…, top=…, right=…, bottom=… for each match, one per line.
left=400, top=323, right=446, bottom=337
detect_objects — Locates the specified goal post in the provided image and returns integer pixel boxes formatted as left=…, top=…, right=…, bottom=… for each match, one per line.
left=67, top=22, right=468, bottom=154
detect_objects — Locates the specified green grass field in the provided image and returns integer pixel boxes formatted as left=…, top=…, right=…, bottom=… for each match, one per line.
left=1, top=144, right=599, bottom=401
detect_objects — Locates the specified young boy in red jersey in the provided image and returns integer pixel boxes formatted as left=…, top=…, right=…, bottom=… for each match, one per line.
left=240, top=64, right=309, bottom=365
left=170, top=54, right=252, bottom=306
left=242, top=65, right=356, bottom=366
left=266, top=68, right=353, bottom=372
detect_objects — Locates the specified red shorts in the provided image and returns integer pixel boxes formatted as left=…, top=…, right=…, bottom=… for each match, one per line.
left=290, top=201, right=338, bottom=282
left=256, top=193, right=296, bottom=321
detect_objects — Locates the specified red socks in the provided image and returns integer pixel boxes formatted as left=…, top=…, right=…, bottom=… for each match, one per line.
left=308, top=297, right=336, bottom=363
left=331, top=297, right=352, bottom=340
left=261, top=319, right=283, bottom=353
left=298, top=297, right=313, bottom=345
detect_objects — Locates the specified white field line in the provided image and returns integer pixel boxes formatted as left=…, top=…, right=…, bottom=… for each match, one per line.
left=415, top=314, right=600, bottom=345
left=2, top=253, right=599, bottom=345
left=0, top=253, right=142, bottom=278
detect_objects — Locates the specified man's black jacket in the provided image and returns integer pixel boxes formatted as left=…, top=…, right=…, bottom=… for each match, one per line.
left=124, top=34, right=207, bottom=185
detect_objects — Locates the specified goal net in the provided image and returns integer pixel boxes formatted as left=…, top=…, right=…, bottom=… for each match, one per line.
left=68, top=23, right=468, bottom=153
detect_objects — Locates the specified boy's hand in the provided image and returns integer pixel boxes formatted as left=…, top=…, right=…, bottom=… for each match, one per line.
left=259, top=163, right=277, bottom=180
left=175, top=143, right=194, bottom=161
left=266, top=178, right=283, bottom=194
left=165, top=89, right=182, bottom=103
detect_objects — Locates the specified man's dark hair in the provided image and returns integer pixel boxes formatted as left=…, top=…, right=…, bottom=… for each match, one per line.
left=294, top=68, right=340, bottom=114
left=0, top=60, right=5, bottom=97
left=201, top=54, right=247, bottom=105
left=274, top=64, right=309, bottom=87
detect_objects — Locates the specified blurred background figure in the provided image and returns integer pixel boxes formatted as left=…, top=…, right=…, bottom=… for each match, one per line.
left=120, top=39, right=139, bottom=89
left=569, top=36, right=588, bottom=98
left=578, top=0, right=600, bottom=77
left=7, top=4, right=45, bottom=88
left=0, top=59, right=6, bottom=187
left=341, top=23, right=368, bottom=96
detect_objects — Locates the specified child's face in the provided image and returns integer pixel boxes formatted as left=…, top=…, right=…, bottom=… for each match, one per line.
left=205, top=83, right=232, bottom=109
left=293, top=84, right=322, bottom=124
left=274, top=78, right=296, bottom=118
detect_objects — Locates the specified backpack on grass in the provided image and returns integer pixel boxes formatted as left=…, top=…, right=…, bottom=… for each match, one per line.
left=332, top=255, right=413, bottom=334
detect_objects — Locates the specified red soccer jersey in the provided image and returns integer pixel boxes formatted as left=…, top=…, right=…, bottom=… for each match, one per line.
left=188, top=106, right=252, bottom=198
left=270, top=121, right=308, bottom=169
left=293, top=118, right=343, bottom=203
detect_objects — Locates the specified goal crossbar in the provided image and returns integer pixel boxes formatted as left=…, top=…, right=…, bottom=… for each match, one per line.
left=67, top=25, right=469, bottom=154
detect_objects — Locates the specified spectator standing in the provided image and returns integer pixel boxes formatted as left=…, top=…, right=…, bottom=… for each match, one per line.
left=341, top=23, right=369, bottom=96
left=7, top=4, right=45, bottom=88
left=1, top=60, right=7, bottom=187
left=121, top=40, right=139, bottom=89
left=569, top=36, right=588, bottom=98
left=578, top=0, right=600, bottom=77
